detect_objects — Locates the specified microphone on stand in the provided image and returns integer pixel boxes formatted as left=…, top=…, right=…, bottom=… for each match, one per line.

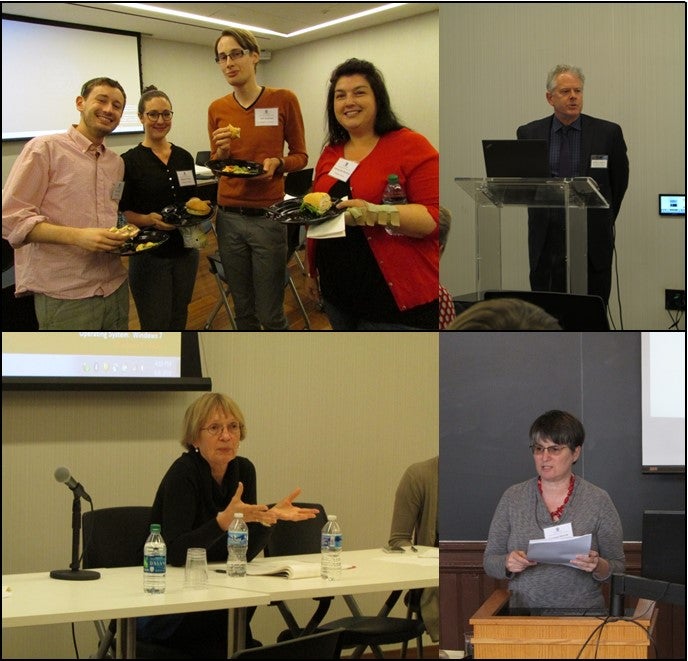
left=54, top=466, right=93, bottom=503
left=50, top=467, right=100, bottom=581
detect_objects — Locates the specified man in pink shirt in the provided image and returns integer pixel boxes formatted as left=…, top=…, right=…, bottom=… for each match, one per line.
left=3, top=77, right=130, bottom=329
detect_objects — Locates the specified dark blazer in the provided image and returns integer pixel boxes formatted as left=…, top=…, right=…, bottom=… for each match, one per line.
left=517, top=113, right=629, bottom=270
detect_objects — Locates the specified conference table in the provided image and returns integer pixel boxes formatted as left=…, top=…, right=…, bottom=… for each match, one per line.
left=2, top=547, right=438, bottom=658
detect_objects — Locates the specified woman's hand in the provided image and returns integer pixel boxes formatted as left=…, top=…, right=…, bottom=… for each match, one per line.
left=217, top=482, right=276, bottom=529
left=505, top=550, right=537, bottom=574
left=571, top=550, right=610, bottom=578
left=269, top=488, right=320, bottom=521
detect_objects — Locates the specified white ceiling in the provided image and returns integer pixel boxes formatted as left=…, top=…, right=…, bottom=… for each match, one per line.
left=2, top=2, right=439, bottom=51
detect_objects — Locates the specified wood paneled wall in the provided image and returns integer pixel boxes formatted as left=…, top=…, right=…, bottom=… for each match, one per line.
left=439, top=541, right=685, bottom=659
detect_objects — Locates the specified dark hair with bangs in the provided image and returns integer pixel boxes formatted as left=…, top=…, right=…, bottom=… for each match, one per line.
left=324, top=58, right=404, bottom=146
left=529, top=410, right=585, bottom=451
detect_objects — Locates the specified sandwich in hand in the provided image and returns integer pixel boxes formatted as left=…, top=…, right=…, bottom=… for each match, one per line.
left=185, top=197, right=212, bottom=216
left=301, top=192, right=333, bottom=217
left=227, top=124, right=241, bottom=139
left=108, top=223, right=140, bottom=238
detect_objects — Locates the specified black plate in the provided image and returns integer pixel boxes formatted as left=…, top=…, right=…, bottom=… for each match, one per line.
left=161, top=202, right=215, bottom=226
left=110, top=229, right=169, bottom=256
left=206, top=159, right=264, bottom=178
left=265, top=197, right=342, bottom=226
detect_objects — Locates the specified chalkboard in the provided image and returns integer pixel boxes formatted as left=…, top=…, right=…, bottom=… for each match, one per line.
left=439, top=332, right=685, bottom=541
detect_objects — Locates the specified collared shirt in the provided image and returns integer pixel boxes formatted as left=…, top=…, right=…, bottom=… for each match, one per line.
left=549, top=116, right=582, bottom=177
left=2, top=126, right=126, bottom=299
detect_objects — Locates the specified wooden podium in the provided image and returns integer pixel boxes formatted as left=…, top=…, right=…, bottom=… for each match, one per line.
left=469, top=589, right=657, bottom=659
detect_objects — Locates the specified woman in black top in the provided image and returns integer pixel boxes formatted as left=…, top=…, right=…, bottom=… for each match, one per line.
left=138, top=392, right=319, bottom=656
left=120, top=86, right=204, bottom=329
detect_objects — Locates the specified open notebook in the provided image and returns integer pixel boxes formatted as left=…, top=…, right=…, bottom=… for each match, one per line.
left=246, top=559, right=353, bottom=579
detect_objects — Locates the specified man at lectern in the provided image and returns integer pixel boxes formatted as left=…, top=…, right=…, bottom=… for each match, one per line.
left=517, top=65, right=629, bottom=305
left=484, top=410, right=625, bottom=611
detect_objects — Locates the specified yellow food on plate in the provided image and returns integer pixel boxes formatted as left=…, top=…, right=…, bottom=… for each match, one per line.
left=222, top=164, right=254, bottom=174
left=301, top=192, right=333, bottom=216
left=108, top=224, right=140, bottom=238
left=185, top=197, right=212, bottom=216
left=135, top=241, right=158, bottom=252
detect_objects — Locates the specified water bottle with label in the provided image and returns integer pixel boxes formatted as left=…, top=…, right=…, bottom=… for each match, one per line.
left=143, top=524, right=166, bottom=593
left=227, top=512, right=248, bottom=577
left=381, top=174, right=406, bottom=236
left=320, top=514, right=343, bottom=580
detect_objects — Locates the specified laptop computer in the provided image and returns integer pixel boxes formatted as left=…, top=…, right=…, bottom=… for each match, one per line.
left=482, top=139, right=550, bottom=178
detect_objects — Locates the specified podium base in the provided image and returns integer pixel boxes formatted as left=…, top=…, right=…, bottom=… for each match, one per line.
left=50, top=568, right=100, bottom=581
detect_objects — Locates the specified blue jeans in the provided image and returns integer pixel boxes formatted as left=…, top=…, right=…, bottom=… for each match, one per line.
left=216, top=210, right=288, bottom=330
left=322, top=299, right=429, bottom=331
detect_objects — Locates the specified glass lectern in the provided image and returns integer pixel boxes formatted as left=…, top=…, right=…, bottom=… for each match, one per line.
left=456, top=177, right=609, bottom=299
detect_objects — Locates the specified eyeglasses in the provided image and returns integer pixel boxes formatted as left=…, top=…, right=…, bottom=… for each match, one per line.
left=530, top=444, right=566, bottom=456
left=144, top=111, right=173, bottom=121
left=201, top=422, right=242, bottom=437
left=215, top=49, right=250, bottom=64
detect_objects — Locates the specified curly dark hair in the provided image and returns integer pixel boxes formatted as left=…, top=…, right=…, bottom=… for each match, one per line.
left=324, top=58, right=404, bottom=146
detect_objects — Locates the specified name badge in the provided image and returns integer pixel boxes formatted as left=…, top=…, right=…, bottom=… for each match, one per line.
left=177, top=170, right=195, bottom=187
left=112, top=181, right=124, bottom=201
left=590, top=155, right=608, bottom=169
left=328, top=158, right=359, bottom=182
left=255, top=108, right=279, bottom=126
left=543, top=522, right=573, bottom=539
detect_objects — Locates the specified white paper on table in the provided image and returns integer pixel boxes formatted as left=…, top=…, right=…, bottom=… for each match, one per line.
left=526, top=533, right=592, bottom=566
left=306, top=212, right=346, bottom=239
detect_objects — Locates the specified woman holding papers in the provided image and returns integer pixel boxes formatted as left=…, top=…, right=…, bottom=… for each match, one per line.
left=304, top=58, right=439, bottom=330
left=483, top=410, right=624, bottom=610
left=137, top=392, right=319, bottom=656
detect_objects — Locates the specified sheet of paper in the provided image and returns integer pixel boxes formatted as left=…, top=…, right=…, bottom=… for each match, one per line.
left=306, top=212, right=346, bottom=239
left=526, top=533, right=592, bottom=565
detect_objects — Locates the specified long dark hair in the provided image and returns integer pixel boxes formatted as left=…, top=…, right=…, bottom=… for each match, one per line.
left=325, top=58, right=404, bottom=146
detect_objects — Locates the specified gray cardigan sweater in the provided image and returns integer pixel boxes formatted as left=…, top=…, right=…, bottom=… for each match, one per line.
left=483, top=475, right=625, bottom=609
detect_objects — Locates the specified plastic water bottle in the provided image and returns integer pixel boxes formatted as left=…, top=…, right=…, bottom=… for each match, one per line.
left=320, top=514, right=343, bottom=580
left=143, top=524, right=166, bottom=593
left=227, top=513, right=248, bottom=577
left=381, top=174, right=406, bottom=236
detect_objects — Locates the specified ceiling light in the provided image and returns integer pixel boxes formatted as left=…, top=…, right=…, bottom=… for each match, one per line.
left=114, top=2, right=407, bottom=38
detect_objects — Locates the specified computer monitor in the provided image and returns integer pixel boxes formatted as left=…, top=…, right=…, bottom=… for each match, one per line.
left=642, top=510, right=686, bottom=585
left=482, top=139, right=550, bottom=178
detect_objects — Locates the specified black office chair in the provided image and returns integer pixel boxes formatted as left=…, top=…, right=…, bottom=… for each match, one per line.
left=284, top=169, right=313, bottom=277
left=319, top=589, right=426, bottom=659
left=195, top=150, right=211, bottom=167
left=284, top=168, right=314, bottom=197
left=229, top=627, right=345, bottom=659
left=82, top=506, right=190, bottom=659
left=263, top=503, right=334, bottom=640
left=482, top=290, right=609, bottom=330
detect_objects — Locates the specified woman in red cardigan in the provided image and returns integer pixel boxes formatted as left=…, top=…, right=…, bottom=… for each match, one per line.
left=305, top=59, right=439, bottom=330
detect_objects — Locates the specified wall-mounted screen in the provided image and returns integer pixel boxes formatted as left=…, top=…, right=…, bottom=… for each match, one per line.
left=658, top=194, right=685, bottom=216
left=641, top=332, right=685, bottom=473
left=2, top=332, right=211, bottom=391
left=1, top=14, right=143, bottom=141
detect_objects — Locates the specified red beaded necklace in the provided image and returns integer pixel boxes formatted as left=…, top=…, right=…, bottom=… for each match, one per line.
left=538, top=474, right=575, bottom=521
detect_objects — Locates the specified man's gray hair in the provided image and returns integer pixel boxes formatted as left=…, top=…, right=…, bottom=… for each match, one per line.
left=546, top=65, right=585, bottom=93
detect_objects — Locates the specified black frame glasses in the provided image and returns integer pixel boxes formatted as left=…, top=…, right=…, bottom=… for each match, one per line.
left=215, top=49, right=250, bottom=64
left=144, top=111, right=173, bottom=121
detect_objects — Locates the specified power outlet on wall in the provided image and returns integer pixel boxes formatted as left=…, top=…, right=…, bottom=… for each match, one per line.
left=664, top=289, right=686, bottom=311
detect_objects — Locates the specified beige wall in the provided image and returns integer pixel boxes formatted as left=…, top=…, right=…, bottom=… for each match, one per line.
left=1, top=11, right=438, bottom=184
left=2, top=332, right=438, bottom=658
left=440, top=2, right=686, bottom=330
